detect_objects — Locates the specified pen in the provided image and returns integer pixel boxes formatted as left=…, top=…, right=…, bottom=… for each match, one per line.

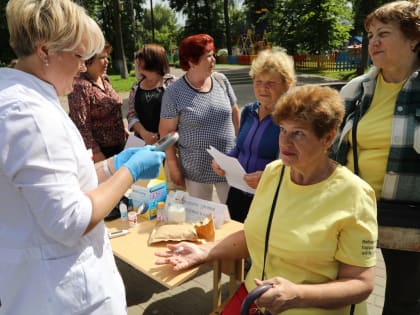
left=108, top=229, right=129, bottom=239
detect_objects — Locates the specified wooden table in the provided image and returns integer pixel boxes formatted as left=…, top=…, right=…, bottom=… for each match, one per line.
left=105, top=218, right=244, bottom=309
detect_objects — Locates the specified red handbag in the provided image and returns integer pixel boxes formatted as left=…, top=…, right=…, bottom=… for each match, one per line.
left=220, top=283, right=262, bottom=315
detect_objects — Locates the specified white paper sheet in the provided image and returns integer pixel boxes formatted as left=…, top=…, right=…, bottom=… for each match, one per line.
left=207, top=146, right=255, bottom=194
left=124, top=134, right=145, bottom=149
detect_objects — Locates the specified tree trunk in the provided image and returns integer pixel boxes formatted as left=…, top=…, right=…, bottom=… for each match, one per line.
left=224, top=0, right=232, bottom=55
left=358, top=30, right=369, bottom=75
left=150, top=0, right=156, bottom=42
left=204, top=0, right=212, bottom=33
left=357, top=0, right=377, bottom=75
left=128, top=0, right=137, bottom=50
left=112, top=0, right=128, bottom=78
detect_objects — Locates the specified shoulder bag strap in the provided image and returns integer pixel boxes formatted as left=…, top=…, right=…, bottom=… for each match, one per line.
left=261, top=166, right=285, bottom=280
left=351, top=105, right=361, bottom=176
left=212, top=71, right=227, bottom=93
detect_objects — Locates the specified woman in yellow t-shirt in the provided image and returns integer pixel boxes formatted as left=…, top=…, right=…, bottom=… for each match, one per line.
left=156, top=85, right=377, bottom=315
left=334, top=2, right=420, bottom=314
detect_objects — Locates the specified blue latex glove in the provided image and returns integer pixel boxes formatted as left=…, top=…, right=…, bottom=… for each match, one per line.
left=114, top=146, right=153, bottom=171
left=122, top=147, right=165, bottom=181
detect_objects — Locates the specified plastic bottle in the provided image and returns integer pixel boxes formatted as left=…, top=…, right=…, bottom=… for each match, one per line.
left=167, top=201, right=186, bottom=223
left=128, top=211, right=137, bottom=227
left=119, top=202, right=128, bottom=222
left=156, top=201, right=166, bottom=222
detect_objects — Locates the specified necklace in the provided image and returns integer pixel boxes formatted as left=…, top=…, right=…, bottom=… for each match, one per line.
left=184, top=73, right=206, bottom=91
left=141, top=76, right=163, bottom=90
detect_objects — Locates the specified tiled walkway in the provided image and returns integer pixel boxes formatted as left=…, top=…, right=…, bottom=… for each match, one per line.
left=118, top=249, right=385, bottom=315
left=367, top=250, right=385, bottom=315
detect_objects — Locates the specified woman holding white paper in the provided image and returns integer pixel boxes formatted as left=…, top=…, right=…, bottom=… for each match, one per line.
left=211, top=49, right=296, bottom=222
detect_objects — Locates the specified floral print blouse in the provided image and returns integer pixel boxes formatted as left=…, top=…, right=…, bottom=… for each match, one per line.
left=68, top=72, right=126, bottom=154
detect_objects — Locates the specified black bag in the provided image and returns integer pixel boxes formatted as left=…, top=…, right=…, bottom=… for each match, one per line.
left=104, top=196, right=129, bottom=221
left=377, top=199, right=420, bottom=228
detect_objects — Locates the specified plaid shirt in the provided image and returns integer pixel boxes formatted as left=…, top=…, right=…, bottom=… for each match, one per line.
left=333, top=66, right=420, bottom=202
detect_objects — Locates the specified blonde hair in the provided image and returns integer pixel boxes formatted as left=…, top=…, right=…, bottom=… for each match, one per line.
left=6, top=0, right=104, bottom=59
left=249, top=49, right=296, bottom=89
left=272, top=85, right=344, bottom=139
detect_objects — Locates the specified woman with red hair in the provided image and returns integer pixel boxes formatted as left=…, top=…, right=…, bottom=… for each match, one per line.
left=160, top=34, right=240, bottom=202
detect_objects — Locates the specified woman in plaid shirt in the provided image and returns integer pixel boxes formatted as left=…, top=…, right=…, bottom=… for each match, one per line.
left=333, top=2, right=420, bottom=314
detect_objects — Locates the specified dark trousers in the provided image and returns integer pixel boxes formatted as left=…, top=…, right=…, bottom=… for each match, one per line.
left=381, top=248, right=420, bottom=315
left=226, top=187, right=253, bottom=223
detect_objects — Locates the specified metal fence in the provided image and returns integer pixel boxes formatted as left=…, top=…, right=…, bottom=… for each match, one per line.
left=294, top=50, right=362, bottom=71
left=215, top=49, right=363, bottom=72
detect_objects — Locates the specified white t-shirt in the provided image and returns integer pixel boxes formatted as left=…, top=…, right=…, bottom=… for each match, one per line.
left=0, top=68, right=126, bottom=315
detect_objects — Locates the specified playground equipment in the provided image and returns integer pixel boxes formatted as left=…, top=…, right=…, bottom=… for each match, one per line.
left=237, top=30, right=271, bottom=56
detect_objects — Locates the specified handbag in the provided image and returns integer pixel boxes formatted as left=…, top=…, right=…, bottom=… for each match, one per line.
left=351, top=115, right=420, bottom=229
left=104, top=196, right=129, bottom=221
left=240, top=166, right=355, bottom=315
left=376, top=199, right=420, bottom=228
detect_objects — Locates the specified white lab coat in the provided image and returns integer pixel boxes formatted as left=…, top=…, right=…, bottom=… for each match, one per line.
left=0, top=69, right=126, bottom=315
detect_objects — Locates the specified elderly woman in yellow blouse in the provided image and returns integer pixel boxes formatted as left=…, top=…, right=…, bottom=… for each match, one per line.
left=156, top=85, right=378, bottom=315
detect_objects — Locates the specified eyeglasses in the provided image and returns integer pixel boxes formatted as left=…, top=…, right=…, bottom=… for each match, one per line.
left=253, top=79, right=282, bottom=89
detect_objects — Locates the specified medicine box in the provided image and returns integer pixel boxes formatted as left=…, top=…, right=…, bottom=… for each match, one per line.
left=130, top=179, right=167, bottom=220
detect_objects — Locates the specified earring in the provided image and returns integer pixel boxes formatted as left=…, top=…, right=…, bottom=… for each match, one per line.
left=44, top=58, right=49, bottom=66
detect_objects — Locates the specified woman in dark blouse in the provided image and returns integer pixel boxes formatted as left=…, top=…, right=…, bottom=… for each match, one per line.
left=127, top=44, right=176, bottom=144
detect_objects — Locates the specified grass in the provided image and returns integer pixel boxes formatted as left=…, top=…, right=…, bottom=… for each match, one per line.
left=108, top=73, right=137, bottom=93
left=297, top=69, right=358, bottom=81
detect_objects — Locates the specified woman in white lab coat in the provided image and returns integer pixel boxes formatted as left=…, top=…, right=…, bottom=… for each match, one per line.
left=0, top=1, right=165, bottom=314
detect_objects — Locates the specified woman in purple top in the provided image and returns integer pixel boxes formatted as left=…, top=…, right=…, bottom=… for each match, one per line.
left=212, top=50, right=296, bottom=222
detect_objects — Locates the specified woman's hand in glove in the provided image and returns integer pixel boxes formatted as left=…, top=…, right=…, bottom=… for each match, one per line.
left=122, top=147, right=165, bottom=181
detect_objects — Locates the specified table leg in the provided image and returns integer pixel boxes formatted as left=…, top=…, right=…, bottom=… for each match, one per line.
left=229, top=259, right=244, bottom=294
left=213, top=260, right=222, bottom=309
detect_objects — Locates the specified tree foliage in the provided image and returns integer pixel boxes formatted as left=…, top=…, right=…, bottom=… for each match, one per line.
left=243, top=0, right=275, bottom=33
left=139, top=4, right=180, bottom=52
left=168, top=0, right=226, bottom=50
left=264, top=0, right=353, bottom=54
left=0, top=0, right=400, bottom=75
